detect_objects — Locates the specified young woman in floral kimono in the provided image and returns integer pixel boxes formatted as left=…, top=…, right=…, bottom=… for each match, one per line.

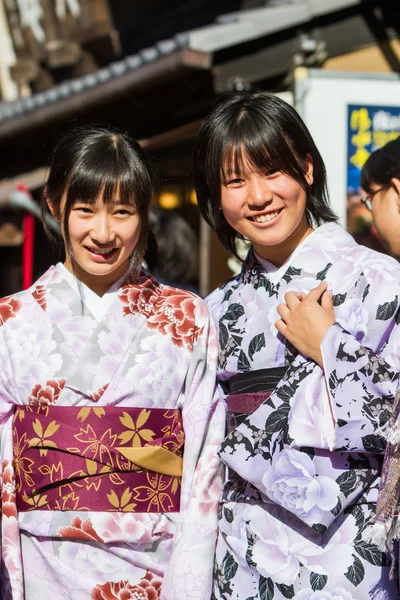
left=0, top=126, right=225, bottom=600
left=193, top=92, right=400, bottom=599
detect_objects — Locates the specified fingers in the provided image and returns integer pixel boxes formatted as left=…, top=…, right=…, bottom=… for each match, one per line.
left=321, top=289, right=334, bottom=312
left=277, top=303, right=290, bottom=322
left=304, top=281, right=328, bottom=303
left=275, top=318, right=288, bottom=338
left=284, top=291, right=304, bottom=310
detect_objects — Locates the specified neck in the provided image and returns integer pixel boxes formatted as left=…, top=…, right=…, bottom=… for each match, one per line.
left=63, top=258, right=127, bottom=297
left=253, top=220, right=314, bottom=268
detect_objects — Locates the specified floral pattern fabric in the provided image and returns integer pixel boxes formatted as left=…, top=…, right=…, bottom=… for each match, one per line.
left=0, top=266, right=225, bottom=600
left=206, top=222, right=400, bottom=599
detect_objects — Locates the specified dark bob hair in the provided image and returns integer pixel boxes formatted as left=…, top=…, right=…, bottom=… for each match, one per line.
left=361, top=136, right=400, bottom=194
left=193, top=92, right=337, bottom=258
left=42, top=125, right=158, bottom=280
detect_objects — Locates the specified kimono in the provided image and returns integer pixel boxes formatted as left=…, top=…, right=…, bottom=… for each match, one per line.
left=0, top=263, right=225, bottom=600
left=206, top=222, right=400, bottom=600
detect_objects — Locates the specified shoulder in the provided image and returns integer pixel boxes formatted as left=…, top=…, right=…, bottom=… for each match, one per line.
left=345, top=243, right=400, bottom=285
left=0, top=288, right=32, bottom=326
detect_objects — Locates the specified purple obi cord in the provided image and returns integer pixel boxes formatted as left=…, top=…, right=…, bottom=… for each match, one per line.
left=13, top=405, right=184, bottom=513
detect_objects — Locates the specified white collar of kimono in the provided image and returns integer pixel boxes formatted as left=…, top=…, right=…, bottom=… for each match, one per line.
left=254, top=226, right=318, bottom=284
left=56, top=262, right=127, bottom=322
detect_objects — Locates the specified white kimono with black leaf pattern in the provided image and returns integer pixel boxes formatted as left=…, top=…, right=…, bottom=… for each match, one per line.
left=206, top=222, right=400, bottom=600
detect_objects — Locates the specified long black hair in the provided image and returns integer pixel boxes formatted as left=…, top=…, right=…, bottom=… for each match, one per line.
left=361, top=137, right=400, bottom=193
left=42, top=125, right=158, bottom=280
left=193, top=92, right=337, bottom=258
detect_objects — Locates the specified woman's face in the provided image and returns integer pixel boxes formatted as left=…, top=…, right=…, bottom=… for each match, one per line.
left=220, top=154, right=314, bottom=265
left=54, top=194, right=141, bottom=294
left=368, top=179, right=400, bottom=257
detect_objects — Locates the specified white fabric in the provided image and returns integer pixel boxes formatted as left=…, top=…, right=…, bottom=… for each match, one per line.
left=56, top=262, right=126, bottom=322
left=254, top=227, right=317, bottom=284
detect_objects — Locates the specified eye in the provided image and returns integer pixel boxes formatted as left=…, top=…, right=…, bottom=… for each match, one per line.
left=225, top=178, right=244, bottom=187
left=264, top=170, right=279, bottom=178
left=74, top=206, right=92, bottom=214
left=114, top=208, right=133, bottom=216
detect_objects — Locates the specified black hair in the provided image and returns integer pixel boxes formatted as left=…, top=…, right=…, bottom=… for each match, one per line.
left=42, top=125, right=158, bottom=280
left=148, top=208, right=198, bottom=283
left=193, top=91, right=337, bottom=258
left=361, top=137, right=400, bottom=194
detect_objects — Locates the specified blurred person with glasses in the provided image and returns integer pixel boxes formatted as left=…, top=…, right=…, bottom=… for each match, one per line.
left=361, top=137, right=400, bottom=259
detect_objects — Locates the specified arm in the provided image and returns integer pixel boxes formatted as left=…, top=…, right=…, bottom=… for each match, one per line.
left=219, top=273, right=400, bottom=530
left=160, top=299, right=225, bottom=600
left=276, top=279, right=400, bottom=451
left=0, top=327, right=24, bottom=600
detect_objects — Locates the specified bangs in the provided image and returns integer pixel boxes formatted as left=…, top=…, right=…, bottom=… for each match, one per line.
left=66, top=150, right=138, bottom=208
left=219, top=110, right=306, bottom=184
left=360, top=149, right=383, bottom=194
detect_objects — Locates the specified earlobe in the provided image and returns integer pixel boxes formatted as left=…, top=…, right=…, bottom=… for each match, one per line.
left=391, top=177, right=400, bottom=198
left=305, top=154, right=314, bottom=185
left=45, top=191, right=60, bottom=222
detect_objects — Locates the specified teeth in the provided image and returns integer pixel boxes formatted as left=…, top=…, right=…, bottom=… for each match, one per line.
left=88, top=248, right=115, bottom=255
left=253, top=210, right=279, bottom=223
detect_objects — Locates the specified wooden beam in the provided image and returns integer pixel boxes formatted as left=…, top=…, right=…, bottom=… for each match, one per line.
left=140, top=119, right=202, bottom=151
left=0, top=48, right=211, bottom=141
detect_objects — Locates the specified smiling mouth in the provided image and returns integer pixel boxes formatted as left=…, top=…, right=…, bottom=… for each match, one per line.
left=251, top=209, right=282, bottom=223
left=85, top=247, right=118, bottom=257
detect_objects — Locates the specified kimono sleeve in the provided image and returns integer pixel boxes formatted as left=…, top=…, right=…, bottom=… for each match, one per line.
left=0, top=320, right=24, bottom=599
left=160, top=298, right=225, bottom=600
left=320, top=269, right=400, bottom=452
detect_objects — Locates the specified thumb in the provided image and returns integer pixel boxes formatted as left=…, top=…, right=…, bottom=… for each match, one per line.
left=321, top=289, right=334, bottom=314
left=306, top=281, right=328, bottom=303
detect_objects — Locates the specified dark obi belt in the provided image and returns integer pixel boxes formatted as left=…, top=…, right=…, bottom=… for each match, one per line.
left=225, top=366, right=287, bottom=432
left=13, top=405, right=183, bottom=513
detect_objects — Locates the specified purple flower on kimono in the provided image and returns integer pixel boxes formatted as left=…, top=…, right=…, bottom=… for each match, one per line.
left=335, top=299, right=369, bottom=341
left=262, top=449, right=340, bottom=525
left=296, top=588, right=356, bottom=600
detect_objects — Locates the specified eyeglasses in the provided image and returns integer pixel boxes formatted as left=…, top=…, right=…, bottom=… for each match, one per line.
left=361, top=187, right=385, bottom=211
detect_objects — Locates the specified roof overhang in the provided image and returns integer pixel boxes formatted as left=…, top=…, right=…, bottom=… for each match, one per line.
left=0, top=45, right=211, bottom=141
left=184, top=0, right=363, bottom=53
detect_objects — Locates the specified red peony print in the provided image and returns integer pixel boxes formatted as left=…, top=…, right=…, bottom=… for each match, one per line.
left=0, top=297, right=21, bottom=326
left=57, top=516, right=104, bottom=542
left=119, top=280, right=159, bottom=319
left=28, top=378, right=67, bottom=406
left=89, top=384, right=109, bottom=402
left=91, top=572, right=162, bottom=600
left=147, top=291, right=199, bottom=350
left=32, top=285, right=47, bottom=310
left=1, top=460, right=17, bottom=519
left=119, top=282, right=201, bottom=350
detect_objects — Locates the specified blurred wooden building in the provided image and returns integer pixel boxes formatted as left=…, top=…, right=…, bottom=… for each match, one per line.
left=0, top=0, right=399, bottom=296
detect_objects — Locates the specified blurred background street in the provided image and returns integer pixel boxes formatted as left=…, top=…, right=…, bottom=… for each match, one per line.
left=0, top=0, right=399, bottom=296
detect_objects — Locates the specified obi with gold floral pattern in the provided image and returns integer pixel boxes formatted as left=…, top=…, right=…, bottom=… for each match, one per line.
left=13, top=405, right=184, bottom=512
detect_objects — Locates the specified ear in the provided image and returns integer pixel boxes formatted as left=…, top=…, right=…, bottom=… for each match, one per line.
left=392, top=178, right=400, bottom=213
left=44, top=189, right=60, bottom=222
left=391, top=177, right=400, bottom=197
left=304, top=154, right=314, bottom=186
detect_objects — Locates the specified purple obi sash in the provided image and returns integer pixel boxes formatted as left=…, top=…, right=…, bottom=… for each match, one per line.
left=13, top=405, right=184, bottom=513
left=225, top=367, right=287, bottom=432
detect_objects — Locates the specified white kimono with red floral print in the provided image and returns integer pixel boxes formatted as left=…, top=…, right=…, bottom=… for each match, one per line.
left=0, top=264, right=225, bottom=600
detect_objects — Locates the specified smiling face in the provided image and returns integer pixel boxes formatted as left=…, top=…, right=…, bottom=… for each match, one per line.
left=54, top=193, right=141, bottom=296
left=369, top=178, right=400, bottom=257
left=221, top=154, right=314, bottom=266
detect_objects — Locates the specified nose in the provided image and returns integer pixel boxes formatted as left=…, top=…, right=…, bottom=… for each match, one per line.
left=248, top=176, right=272, bottom=207
left=90, top=212, right=115, bottom=245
